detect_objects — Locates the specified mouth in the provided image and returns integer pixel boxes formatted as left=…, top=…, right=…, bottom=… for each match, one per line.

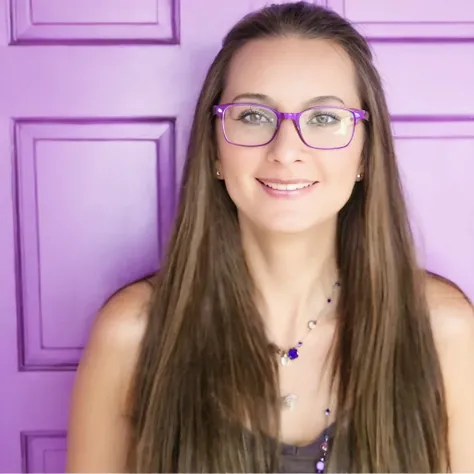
left=256, top=178, right=318, bottom=192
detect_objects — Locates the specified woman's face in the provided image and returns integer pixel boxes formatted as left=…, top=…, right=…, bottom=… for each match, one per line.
left=215, top=36, right=366, bottom=234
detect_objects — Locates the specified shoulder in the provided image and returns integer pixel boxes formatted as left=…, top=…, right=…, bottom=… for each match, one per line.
left=66, top=279, right=155, bottom=471
left=425, top=271, right=474, bottom=363
left=425, top=272, right=474, bottom=347
left=424, top=272, right=474, bottom=470
left=92, top=279, right=154, bottom=350
left=77, top=279, right=155, bottom=410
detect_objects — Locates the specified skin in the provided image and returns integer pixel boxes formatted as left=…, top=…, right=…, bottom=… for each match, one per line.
left=215, top=37, right=363, bottom=351
left=65, top=37, right=474, bottom=472
left=215, top=37, right=364, bottom=236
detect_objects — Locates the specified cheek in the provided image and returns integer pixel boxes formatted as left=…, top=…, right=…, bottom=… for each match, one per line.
left=318, top=144, right=363, bottom=208
left=330, top=128, right=364, bottom=177
left=216, top=141, right=265, bottom=213
left=321, top=146, right=361, bottom=181
left=217, top=136, right=261, bottom=179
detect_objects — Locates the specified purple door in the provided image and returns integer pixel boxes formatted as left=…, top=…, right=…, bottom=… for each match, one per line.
left=0, top=0, right=473, bottom=471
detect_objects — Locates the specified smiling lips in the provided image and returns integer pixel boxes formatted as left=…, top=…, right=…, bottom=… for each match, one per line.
left=256, top=178, right=318, bottom=196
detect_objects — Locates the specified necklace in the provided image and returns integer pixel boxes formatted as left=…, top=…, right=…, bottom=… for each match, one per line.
left=271, top=281, right=340, bottom=367
left=278, top=405, right=332, bottom=473
left=281, top=393, right=298, bottom=410
left=315, top=408, right=331, bottom=473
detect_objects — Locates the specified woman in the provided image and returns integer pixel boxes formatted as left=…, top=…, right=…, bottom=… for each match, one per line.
left=66, top=2, right=474, bottom=472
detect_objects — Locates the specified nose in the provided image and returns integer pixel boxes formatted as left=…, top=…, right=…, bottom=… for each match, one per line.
left=266, top=117, right=306, bottom=165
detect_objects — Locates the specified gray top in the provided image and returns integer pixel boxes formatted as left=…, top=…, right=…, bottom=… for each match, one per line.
left=141, top=280, right=335, bottom=472
left=279, top=422, right=335, bottom=473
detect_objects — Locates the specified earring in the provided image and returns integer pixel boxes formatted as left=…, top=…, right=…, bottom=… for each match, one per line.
left=216, top=170, right=221, bottom=178
left=356, top=173, right=362, bottom=181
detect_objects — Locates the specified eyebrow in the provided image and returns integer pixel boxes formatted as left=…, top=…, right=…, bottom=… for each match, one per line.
left=231, top=93, right=346, bottom=108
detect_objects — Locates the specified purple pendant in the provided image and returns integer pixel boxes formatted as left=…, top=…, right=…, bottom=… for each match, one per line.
left=315, top=460, right=325, bottom=472
left=288, top=347, right=299, bottom=360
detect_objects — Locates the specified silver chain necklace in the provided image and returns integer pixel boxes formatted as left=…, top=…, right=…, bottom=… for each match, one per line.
left=271, top=280, right=340, bottom=368
left=274, top=280, right=340, bottom=411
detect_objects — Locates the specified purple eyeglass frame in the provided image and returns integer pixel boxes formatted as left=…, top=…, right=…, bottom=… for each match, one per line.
left=213, top=102, right=370, bottom=150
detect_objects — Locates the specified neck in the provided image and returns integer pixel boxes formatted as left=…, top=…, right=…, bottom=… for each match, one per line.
left=240, top=216, right=340, bottom=347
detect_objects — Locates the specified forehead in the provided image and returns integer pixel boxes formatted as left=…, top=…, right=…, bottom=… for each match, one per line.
left=222, top=36, right=361, bottom=109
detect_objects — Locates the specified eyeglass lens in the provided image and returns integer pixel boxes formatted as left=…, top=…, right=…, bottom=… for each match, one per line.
left=222, top=104, right=356, bottom=149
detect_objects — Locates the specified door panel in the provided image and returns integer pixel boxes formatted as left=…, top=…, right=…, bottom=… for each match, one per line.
left=0, top=0, right=472, bottom=471
left=329, top=0, right=474, bottom=38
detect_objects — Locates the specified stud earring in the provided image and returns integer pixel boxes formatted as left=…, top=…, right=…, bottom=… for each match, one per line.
left=216, top=170, right=221, bottom=178
left=356, top=173, right=362, bottom=181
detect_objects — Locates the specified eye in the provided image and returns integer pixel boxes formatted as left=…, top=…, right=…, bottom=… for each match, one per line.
left=308, top=112, right=340, bottom=126
left=238, top=109, right=274, bottom=124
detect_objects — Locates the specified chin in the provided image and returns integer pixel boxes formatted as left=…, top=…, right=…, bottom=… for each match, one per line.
left=254, top=215, right=328, bottom=236
left=237, top=204, right=340, bottom=237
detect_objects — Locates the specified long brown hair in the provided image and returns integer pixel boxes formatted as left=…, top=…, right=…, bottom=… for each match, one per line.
left=127, top=2, right=450, bottom=471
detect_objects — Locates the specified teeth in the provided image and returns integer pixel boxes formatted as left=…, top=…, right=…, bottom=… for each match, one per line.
left=260, top=181, right=314, bottom=191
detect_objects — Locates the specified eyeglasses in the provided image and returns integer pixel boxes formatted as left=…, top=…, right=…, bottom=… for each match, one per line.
left=213, top=102, right=369, bottom=150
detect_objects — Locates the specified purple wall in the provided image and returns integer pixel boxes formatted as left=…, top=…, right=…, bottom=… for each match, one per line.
left=0, top=0, right=473, bottom=471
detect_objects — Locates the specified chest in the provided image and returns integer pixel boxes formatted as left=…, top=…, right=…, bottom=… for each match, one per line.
left=276, top=327, right=336, bottom=447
